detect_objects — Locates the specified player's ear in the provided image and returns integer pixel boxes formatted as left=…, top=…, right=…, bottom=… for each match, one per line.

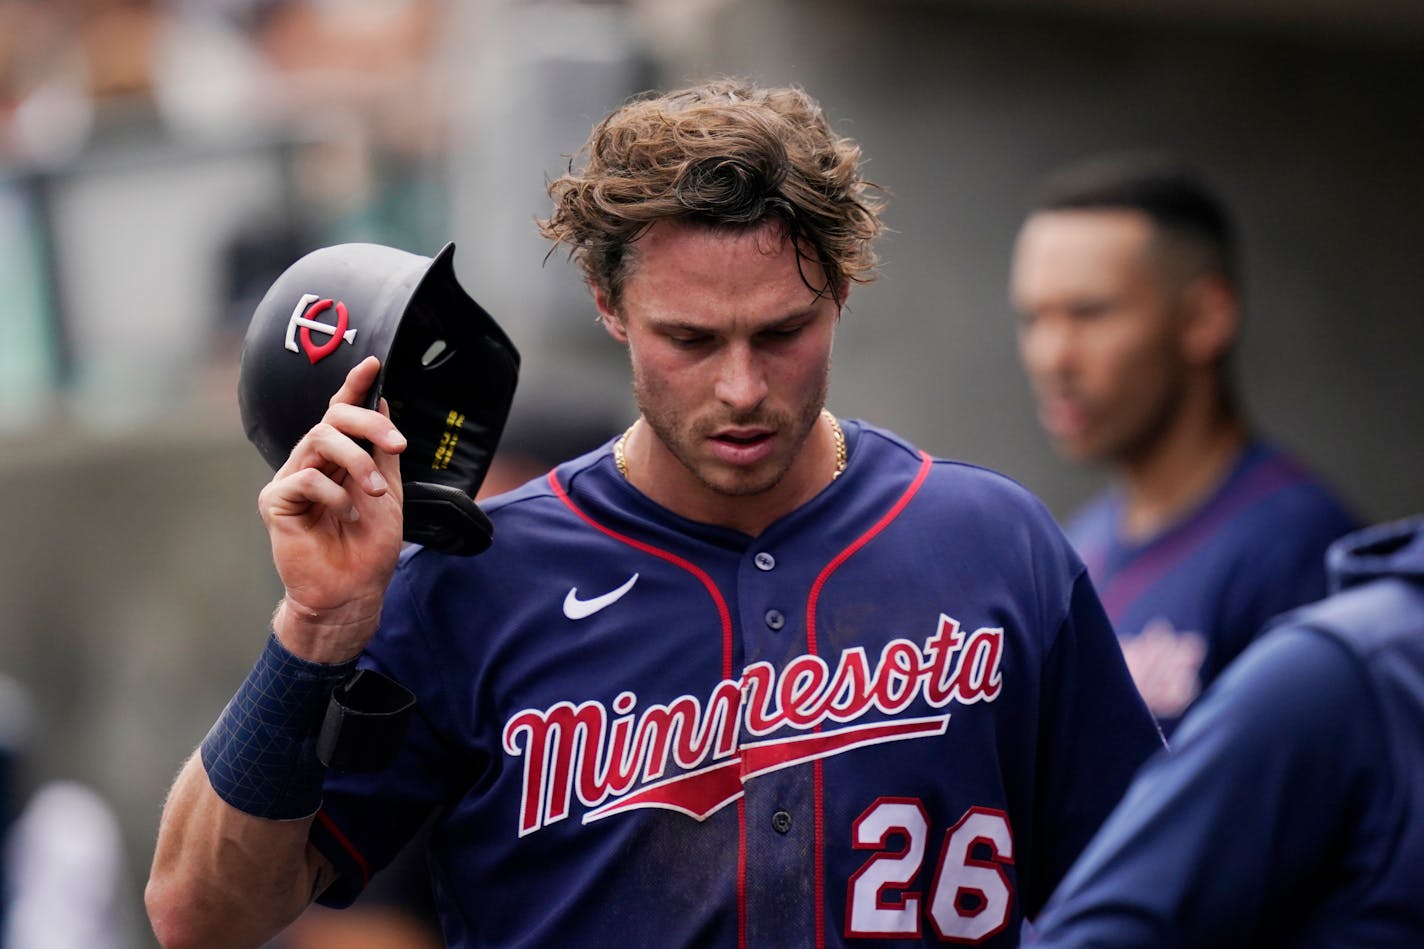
left=833, top=279, right=851, bottom=315
left=593, top=283, right=628, bottom=343
left=1180, top=273, right=1239, bottom=367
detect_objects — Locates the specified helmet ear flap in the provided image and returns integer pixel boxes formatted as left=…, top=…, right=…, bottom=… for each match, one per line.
left=401, top=481, right=495, bottom=556
left=382, top=259, right=518, bottom=510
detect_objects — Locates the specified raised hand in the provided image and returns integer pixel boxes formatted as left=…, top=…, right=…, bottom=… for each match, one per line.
left=257, top=356, right=407, bottom=662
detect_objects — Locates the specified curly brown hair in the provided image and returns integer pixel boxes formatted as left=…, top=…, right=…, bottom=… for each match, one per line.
left=538, top=79, right=888, bottom=310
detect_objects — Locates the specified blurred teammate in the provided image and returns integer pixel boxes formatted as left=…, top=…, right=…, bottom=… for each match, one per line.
left=1010, top=155, right=1357, bottom=732
left=147, top=79, right=1160, bottom=948
left=1034, top=515, right=1424, bottom=947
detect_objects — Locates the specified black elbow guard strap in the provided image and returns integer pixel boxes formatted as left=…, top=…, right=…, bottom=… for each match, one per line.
left=201, top=635, right=415, bottom=820
left=316, top=668, right=416, bottom=772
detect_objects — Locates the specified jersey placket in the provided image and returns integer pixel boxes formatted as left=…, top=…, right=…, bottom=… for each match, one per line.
left=736, top=542, right=819, bottom=947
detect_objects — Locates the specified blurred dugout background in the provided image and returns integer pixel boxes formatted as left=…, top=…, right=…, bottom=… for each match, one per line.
left=0, top=0, right=1421, bottom=945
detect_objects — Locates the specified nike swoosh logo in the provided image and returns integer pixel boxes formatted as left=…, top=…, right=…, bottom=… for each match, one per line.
left=563, top=573, right=640, bottom=620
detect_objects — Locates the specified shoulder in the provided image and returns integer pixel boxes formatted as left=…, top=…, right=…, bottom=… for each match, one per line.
left=851, top=422, right=1086, bottom=611
left=1175, top=622, right=1375, bottom=753
left=477, top=442, right=617, bottom=536
left=1199, top=444, right=1359, bottom=599
left=851, top=422, right=1070, bottom=546
left=854, top=422, right=1056, bottom=515
left=1233, top=441, right=1358, bottom=535
left=1273, top=578, right=1424, bottom=665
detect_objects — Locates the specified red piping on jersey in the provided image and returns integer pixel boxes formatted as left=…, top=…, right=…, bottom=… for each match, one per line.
left=549, top=469, right=745, bottom=945
left=804, top=450, right=933, bottom=949
left=314, top=809, right=370, bottom=889
left=547, top=470, right=735, bottom=677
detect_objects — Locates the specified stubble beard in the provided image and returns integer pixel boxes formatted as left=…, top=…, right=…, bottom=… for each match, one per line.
left=632, top=368, right=830, bottom=499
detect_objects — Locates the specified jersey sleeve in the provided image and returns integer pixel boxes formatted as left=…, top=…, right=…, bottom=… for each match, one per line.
left=1028, top=568, right=1164, bottom=916
left=309, top=556, right=490, bottom=906
left=1032, top=625, right=1384, bottom=948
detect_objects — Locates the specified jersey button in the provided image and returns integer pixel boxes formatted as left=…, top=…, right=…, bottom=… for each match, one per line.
left=765, top=609, right=785, bottom=631
left=754, top=552, right=776, bottom=571
left=771, top=810, right=793, bottom=834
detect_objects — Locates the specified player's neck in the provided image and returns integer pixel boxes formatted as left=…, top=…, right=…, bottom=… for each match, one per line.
left=620, top=414, right=842, bottom=537
left=1115, top=400, right=1248, bottom=543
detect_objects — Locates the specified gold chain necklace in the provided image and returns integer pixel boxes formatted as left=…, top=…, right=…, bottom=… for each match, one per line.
left=613, top=421, right=636, bottom=478
left=826, top=409, right=847, bottom=479
left=614, top=410, right=847, bottom=480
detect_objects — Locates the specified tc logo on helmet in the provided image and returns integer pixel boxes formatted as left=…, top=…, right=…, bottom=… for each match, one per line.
left=284, top=293, right=357, bottom=364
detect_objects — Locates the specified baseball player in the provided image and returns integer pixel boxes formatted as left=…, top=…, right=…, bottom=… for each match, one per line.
left=147, top=80, right=1161, bottom=949
left=1033, top=515, right=1424, bottom=947
left=1009, top=155, right=1358, bottom=733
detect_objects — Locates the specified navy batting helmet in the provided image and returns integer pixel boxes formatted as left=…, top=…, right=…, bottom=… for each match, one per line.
left=238, top=242, right=520, bottom=556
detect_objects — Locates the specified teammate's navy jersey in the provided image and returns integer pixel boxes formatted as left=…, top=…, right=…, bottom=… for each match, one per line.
left=1065, top=439, right=1356, bottom=732
left=310, top=421, right=1161, bottom=948
left=1035, top=516, right=1424, bottom=948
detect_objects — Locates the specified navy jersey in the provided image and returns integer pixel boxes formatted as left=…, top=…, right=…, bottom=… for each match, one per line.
left=1034, top=517, right=1424, bottom=948
left=311, top=421, right=1161, bottom=948
left=1066, top=440, right=1356, bottom=732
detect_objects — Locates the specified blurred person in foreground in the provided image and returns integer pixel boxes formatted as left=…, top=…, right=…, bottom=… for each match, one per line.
left=1009, top=155, right=1357, bottom=734
left=145, top=79, right=1160, bottom=948
left=1034, top=515, right=1424, bottom=947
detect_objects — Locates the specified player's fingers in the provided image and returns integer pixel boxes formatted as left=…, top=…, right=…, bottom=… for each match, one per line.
left=372, top=439, right=404, bottom=500
left=259, top=466, right=359, bottom=524
left=279, top=397, right=406, bottom=467
left=329, top=355, right=382, bottom=409
left=365, top=396, right=406, bottom=504
left=322, top=402, right=407, bottom=457
left=280, top=417, right=398, bottom=498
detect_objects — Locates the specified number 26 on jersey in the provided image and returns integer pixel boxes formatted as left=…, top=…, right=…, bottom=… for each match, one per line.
left=847, top=800, right=1014, bottom=942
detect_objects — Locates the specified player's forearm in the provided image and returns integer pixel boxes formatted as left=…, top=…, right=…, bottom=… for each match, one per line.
left=146, top=752, right=324, bottom=949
